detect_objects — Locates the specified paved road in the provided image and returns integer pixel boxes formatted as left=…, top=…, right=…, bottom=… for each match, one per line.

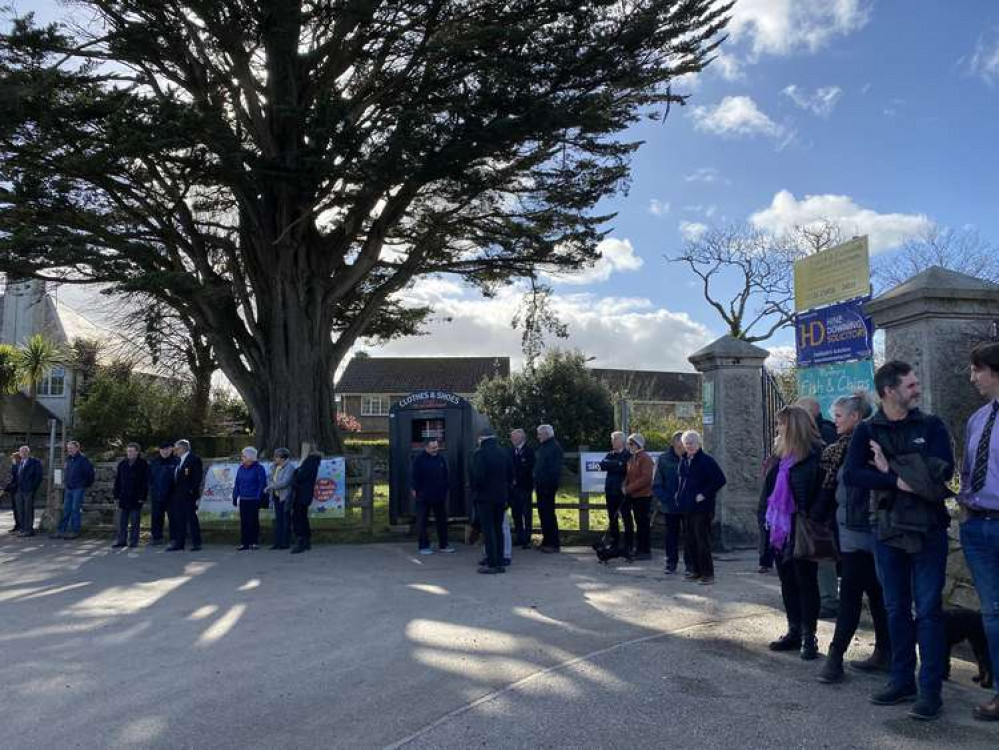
left=1, top=512, right=995, bottom=750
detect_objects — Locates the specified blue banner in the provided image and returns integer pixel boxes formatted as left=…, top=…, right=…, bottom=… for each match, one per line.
left=797, top=360, right=875, bottom=418
left=795, top=298, right=873, bottom=367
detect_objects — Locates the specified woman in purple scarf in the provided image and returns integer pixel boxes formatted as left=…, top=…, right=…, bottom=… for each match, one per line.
left=759, top=405, right=828, bottom=660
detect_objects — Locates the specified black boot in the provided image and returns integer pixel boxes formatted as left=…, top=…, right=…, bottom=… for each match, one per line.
left=800, top=633, right=820, bottom=661
left=769, top=630, right=802, bottom=652
left=850, top=647, right=891, bottom=673
left=817, top=645, right=845, bottom=683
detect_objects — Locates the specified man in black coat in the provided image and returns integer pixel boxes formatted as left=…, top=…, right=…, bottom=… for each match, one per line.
left=5, top=451, right=21, bottom=533
left=113, top=443, right=149, bottom=548
left=533, top=424, right=564, bottom=553
left=290, top=452, right=321, bottom=554
left=410, top=439, right=453, bottom=554
left=14, top=446, right=43, bottom=537
left=166, top=440, right=204, bottom=551
left=470, top=428, right=513, bottom=574
left=508, top=428, right=535, bottom=550
left=147, top=442, right=178, bottom=545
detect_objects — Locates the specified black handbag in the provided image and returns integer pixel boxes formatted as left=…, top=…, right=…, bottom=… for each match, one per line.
left=793, top=515, right=839, bottom=562
left=259, top=492, right=270, bottom=510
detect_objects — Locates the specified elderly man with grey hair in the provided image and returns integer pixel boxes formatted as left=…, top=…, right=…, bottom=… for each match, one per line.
left=167, top=439, right=204, bottom=551
left=599, top=431, right=631, bottom=553
left=533, top=424, right=564, bottom=553
left=508, top=428, right=535, bottom=549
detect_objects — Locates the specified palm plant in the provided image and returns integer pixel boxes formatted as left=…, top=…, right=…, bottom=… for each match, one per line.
left=0, top=344, right=25, bottom=436
left=18, top=334, right=63, bottom=443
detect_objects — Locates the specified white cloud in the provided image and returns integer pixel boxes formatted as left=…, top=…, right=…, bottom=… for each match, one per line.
left=648, top=199, right=671, bottom=216
left=728, top=0, right=871, bottom=59
left=690, top=96, right=789, bottom=145
left=969, top=31, right=999, bottom=84
left=370, top=283, right=712, bottom=371
left=749, top=190, right=932, bottom=253
left=679, top=221, right=708, bottom=242
left=782, top=84, right=843, bottom=116
left=684, top=167, right=729, bottom=185
left=712, top=50, right=745, bottom=80
left=544, top=237, right=644, bottom=285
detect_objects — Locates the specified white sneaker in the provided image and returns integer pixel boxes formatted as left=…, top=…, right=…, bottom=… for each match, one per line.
left=437, top=546, right=456, bottom=554
left=418, top=548, right=435, bottom=555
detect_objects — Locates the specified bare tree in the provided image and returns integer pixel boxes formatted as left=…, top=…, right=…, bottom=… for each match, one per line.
left=666, top=221, right=844, bottom=343
left=873, top=226, right=999, bottom=292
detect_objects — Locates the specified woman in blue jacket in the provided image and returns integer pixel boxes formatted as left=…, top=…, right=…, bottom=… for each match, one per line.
left=232, top=446, right=268, bottom=550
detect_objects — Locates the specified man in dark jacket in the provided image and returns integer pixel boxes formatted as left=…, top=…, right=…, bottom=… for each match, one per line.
left=599, top=431, right=630, bottom=552
left=147, top=442, right=178, bottom=545
left=290, top=452, right=321, bottom=554
left=653, top=431, right=691, bottom=574
left=56, top=441, right=95, bottom=539
left=533, top=424, right=564, bottom=553
left=470, top=428, right=513, bottom=573
left=508, top=428, right=535, bottom=549
left=411, top=439, right=454, bottom=554
left=5, top=451, right=21, bottom=533
left=676, top=431, right=727, bottom=584
left=166, top=440, right=204, bottom=551
left=843, top=361, right=954, bottom=721
left=798, top=397, right=838, bottom=446
left=113, top=443, right=149, bottom=548
left=14, top=446, right=42, bottom=537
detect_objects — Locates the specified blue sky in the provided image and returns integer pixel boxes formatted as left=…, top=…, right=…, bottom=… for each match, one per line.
left=16, top=1, right=999, bottom=372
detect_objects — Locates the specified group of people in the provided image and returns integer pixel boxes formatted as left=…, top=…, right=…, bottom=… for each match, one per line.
left=4, top=440, right=321, bottom=555
left=409, top=424, right=565, bottom=573
left=759, top=352, right=999, bottom=724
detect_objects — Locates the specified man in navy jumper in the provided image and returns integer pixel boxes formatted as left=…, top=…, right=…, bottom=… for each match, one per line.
left=56, top=441, right=95, bottom=539
left=843, top=361, right=954, bottom=721
left=410, top=439, right=454, bottom=554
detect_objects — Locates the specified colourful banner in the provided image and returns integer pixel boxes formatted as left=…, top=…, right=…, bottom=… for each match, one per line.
left=199, top=458, right=347, bottom=520
left=579, top=452, right=662, bottom=494
left=796, top=360, right=875, bottom=418
left=793, top=237, right=870, bottom=312
left=795, top=298, right=873, bottom=367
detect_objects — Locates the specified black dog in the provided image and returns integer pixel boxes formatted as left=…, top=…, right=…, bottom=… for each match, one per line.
left=592, top=539, right=631, bottom=565
left=944, top=608, right=993, bottom=689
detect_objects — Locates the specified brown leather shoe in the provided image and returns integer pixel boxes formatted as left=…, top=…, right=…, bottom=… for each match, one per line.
left=973, top=697, right=999, bottom=722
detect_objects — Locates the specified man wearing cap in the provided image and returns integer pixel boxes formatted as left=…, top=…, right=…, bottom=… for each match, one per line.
left=470, top=428, right=513, bottom=574
left=147, top=442, right=178, bottom=546
left=623, top=433, right=655, bottom=560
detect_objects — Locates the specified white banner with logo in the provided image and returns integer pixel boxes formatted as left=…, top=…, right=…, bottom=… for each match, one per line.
left=579, top=452, right=662, bottom=494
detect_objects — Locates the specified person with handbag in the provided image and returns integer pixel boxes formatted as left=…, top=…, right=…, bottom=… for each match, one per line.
left=232, top=446, right=268, bottom=551
left=762, top=405, right=828, bottom=661
left=266, top=448, right=296, bottom=550
left=816, top=390, right=891, bottom=684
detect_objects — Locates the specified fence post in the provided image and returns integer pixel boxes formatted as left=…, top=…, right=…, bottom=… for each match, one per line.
left=578, top=446, right=589, bottom=532
left=361, top=445, right=374, bottom=532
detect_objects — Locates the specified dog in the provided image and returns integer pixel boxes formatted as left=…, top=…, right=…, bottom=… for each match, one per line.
left=592, top=538, right=631, bottom=565
left=943, top=608, right=993, bottom=689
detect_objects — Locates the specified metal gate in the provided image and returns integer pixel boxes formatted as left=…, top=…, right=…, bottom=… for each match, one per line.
left=761, top=369, right=788, bottom=460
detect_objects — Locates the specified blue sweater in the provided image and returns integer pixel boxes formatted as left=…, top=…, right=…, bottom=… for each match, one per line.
left=232, top=462, right=268, bottom=502
left=64, top=453, right=95, bottom=490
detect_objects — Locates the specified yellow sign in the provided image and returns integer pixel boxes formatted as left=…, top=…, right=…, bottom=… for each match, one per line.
left=794, top=236, right=871, bottom=312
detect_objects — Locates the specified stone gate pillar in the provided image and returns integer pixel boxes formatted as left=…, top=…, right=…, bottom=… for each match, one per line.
left=689, top=335, right=769, bottom=548
left=865, top=266, right=999, bottom=454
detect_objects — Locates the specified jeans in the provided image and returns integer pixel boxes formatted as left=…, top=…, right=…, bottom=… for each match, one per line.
left=58, top=488, right=86, bottom=535
left=683, top=512, right=715, bottom=578
left=14, top=490, right=35, bottom=534
left=509, top=486, right=533, bottom=545
left=536, top=483, right=560, bottom=549
left=664, top=513, right=693, bottom=571
left=115, top=508, right=141, bottom=546
left=149, top=498, right=168, bottom=542
left=874, top=527, right=948, bottom=700
left=776, top=556, right=820, bottom=635
left=831, top=551, right=890, bottom=654
left=477, top=502, right=505, bottom=568
left=272, top=499, right=291, bottom=548
left=818, top=561, right=840, bottom=610
left=960, top=516, right=999, bottom=698
left=416, top=500, right=449, bottom=550
left=238, top=497, right=260, bottom=546
left=627, top=496, right=652, bottom=556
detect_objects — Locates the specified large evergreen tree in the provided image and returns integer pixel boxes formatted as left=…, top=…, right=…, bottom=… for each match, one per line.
left=0, top=1, right=731, bottom=450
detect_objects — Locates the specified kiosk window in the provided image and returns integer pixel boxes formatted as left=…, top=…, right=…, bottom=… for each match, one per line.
left=411, top=419, right=445, bottom=448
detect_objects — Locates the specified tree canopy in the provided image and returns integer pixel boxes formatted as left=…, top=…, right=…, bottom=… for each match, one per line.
left=0, top=0, right=731, bottom=450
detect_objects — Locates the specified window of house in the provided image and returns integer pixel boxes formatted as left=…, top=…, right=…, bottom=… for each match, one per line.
left=361, top=395, right=389, bottom=416
left=37, top=366, right=66, bottom=397
left=675, top=402, right=696, bottom=418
